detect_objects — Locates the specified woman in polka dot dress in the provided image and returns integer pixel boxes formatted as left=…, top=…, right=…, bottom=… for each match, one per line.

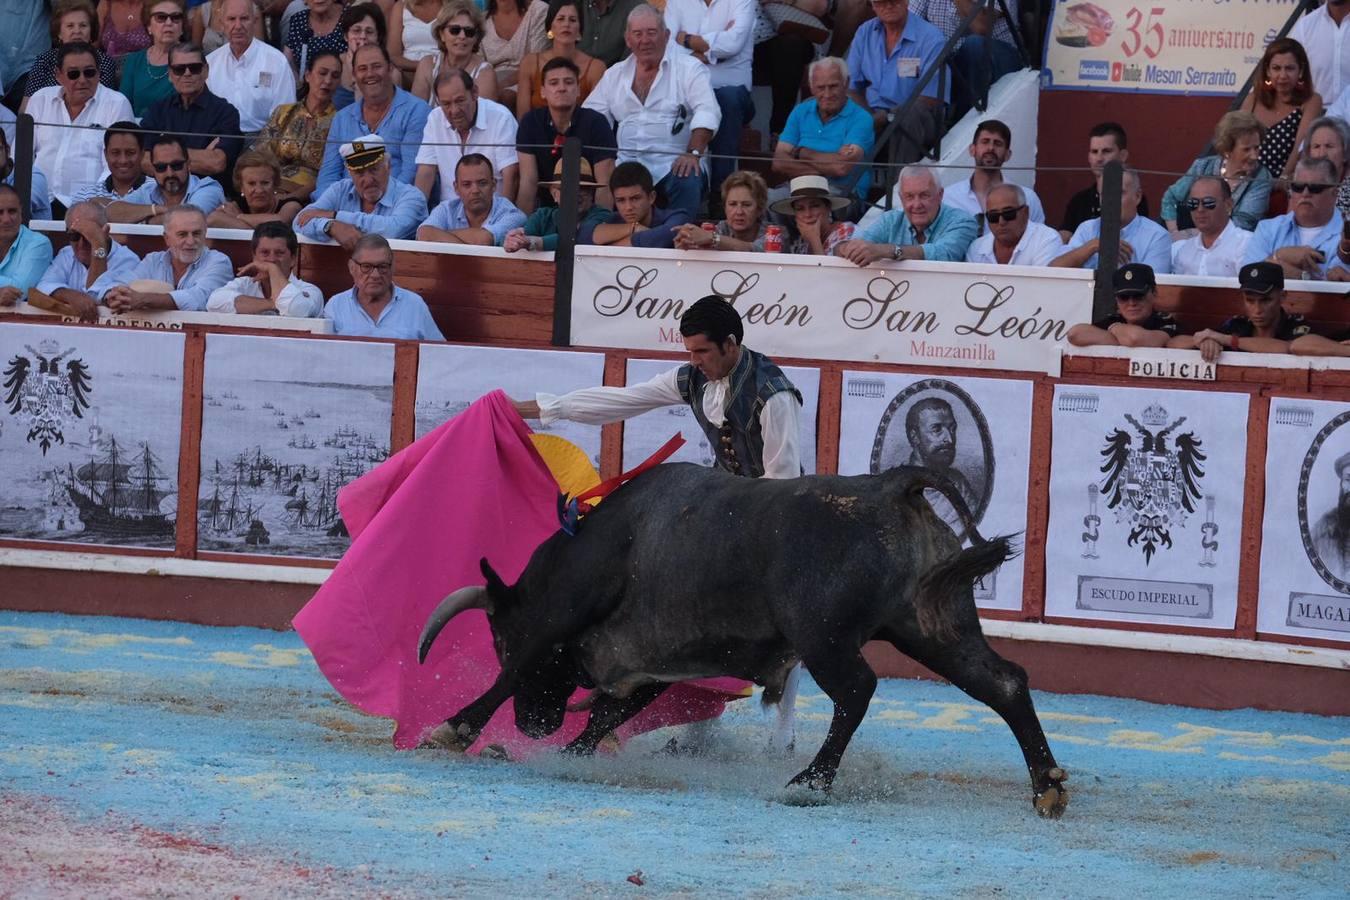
left=1243, top=37, right=1323, bottom=186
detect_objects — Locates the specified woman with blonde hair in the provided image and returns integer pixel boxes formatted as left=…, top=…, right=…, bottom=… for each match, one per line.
left=411, top=0, right=499, bottom=102
left=1242, top=37, right=1323, bottom=184
left=674, top=170, right=770, bottom=252
left=208, top=150, right=304, bottom=229
left=1161, top=111, right=1271, bottom=233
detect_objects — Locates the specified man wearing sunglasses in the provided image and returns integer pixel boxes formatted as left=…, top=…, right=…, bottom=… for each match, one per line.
left=1170, top=261, right=1308, bottom=362
left=1066, top=263, right=1176, bottom=349
left=1244, top=156, right=1345, bottom=281
left=30, top=202, right=141, bottom=322
left=1052, top=166, right=1171, bottom=273
left=140, top=42, right=243, bottom=181
left=103, top=204, right=233, bottom=312
left=27, top=41, right=134, bottom=215
left=1169, top=177, right=1251, bottom=278
left=107, top=135, right=226, bottom=224
left=323, top=233, right=445, bottom=340
left=296, top=135, right=428, bottom=247
left=414, top=68, right=519, bottom=207
left=964, top=183, right=1064, bottom=267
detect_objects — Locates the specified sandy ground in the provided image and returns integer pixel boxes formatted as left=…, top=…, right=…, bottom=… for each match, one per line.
left=1, top=610, right=1347, bottom=899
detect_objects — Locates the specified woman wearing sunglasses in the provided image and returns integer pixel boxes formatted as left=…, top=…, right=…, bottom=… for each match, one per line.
left=1161, top=111, right=1271, bottom=236
left=21, top=0, right=120, bottom=113
left=411, top=0, right=499, bottom=102
left=119, top=0, right=186, bottom=118
left=514, top=0, right=604, bottom=118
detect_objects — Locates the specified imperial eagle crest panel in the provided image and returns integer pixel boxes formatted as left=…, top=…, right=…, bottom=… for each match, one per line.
left=838, top=371, right=1034, bottom=611
left=415, top=345, right=605, bottom=468
left=1258, top=399, right=1350, bottom=643
left=197, top=334, right=394, bottom=559
left=621, top=359, right=820, bottom=474
left=0, top=322, right=185, bottom=549
left=1046, top=384, right=1249, bottom=628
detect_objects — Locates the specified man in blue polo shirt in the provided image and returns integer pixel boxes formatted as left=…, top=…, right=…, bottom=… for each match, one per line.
left=770, top=57, right=874, bottom=221
left=324, top=234, right=444, bottom=341
left=295, top=135, right=428, bottom=248
left=417, top=154, right=526, bottom=246
left=846, top=0, right=947, bottom=163
left=103, top=205, right=233, bottom=312
left=107, top=135, right=226, bottom=223
left=1245, top=156, right=1344, bottom=281
left=316, top=44, right=430, bottom=195
left=140, top=43, right=243, bottom=181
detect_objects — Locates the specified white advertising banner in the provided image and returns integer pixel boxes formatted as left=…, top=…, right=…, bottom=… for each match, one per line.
left=1042, top=0, right=1297, bottom=96
left=1045, top=384, right=1249, bottom=628
left=1258, top=398, right=1350, bottom=643
left=0, top=322, right=184, bottom=550
left=621, top=358, right=820, bottom=474
left=838, top=371, right=1034, bottom=611
left=571, top=248, right=1090, bottom=375
left=415, top=344, right=605, bottom=469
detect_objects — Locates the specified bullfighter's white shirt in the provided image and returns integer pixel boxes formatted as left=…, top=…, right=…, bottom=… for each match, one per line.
left=536, top=362, right=802, bottom=479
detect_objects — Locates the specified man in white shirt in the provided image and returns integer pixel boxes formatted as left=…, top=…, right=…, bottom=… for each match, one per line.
left=583, top=4, right=721, bottom=218
left=27, top=42, right=134, bottom=213
left=510, top=295, right=804, bottom=750
left=205, top=0, right=296, bottom=133
left=207, top=222, right=323, bottom=317
left=943, top=119, right=1045, bottom=230
left=30, top=201, right=140, bottom=321
left=965, top=184, right=1063, bottom=266
left=414, top=68, right=519, bottom=204
left=1293, top=0, right=1350, bottom=110
left=1170, top=176, right=1252, bottom=278
left=663, top=0, right=755, bottom=205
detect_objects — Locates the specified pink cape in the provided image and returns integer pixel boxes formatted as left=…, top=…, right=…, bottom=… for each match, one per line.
left=293, top=391, right=745, bottom=754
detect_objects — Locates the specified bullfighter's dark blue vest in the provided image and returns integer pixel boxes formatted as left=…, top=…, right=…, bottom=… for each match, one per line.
left=676, top=348, right=802, bottom=478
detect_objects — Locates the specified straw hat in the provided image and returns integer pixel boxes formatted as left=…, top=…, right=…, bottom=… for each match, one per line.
left=769, top=174, right=850, bottom=216
left=540, top=156, right=601, bottom=188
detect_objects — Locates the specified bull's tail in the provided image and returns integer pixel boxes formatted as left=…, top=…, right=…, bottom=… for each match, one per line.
left=914, top=535, right=1019, bottom=642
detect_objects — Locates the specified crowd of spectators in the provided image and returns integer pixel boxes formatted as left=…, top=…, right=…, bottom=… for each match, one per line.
left=3, top=0, right=1350, bottom=353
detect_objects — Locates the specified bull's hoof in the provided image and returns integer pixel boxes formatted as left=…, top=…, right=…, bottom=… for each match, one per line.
left=480, top=743, right=511, bottom=761
left=418, top=721, right=475, bottom=753
left=1033, top=767, right=1069, bottom=819
left=786, top=766, right=834, bottom=793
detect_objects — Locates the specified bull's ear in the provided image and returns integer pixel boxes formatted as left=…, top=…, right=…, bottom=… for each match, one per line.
left=480, top=557, right=511, bottom=606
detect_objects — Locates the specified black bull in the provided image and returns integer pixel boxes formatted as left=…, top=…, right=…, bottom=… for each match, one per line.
left=419, top=463, right=1068, bottom=817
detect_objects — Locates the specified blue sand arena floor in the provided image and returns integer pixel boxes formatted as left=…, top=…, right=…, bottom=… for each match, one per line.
left=1, top=610, right=1347, bottom=898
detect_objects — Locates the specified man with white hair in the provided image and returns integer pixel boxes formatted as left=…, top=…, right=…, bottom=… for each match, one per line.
left=1244, top=155, right=1344, bottom=281
left=205, top=0, right=296, bottom=132
left=965, top=183, right=1063, bottom=266
left=103, top=205, right=233, bottom=312
left=834, top=164, right=978, bottom=265
left=583, top=4, right=720, bottom=218
left=296, top=135, right=428, bottom=248
left=31, top=201, right=141, bottom=321
left=1051, top=166, right=1172, bottom=273
left=770, top=57, right=875, bottom=220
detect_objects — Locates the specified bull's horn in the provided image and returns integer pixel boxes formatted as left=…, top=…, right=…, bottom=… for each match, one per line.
left=418, top=586, right=492, bottom=664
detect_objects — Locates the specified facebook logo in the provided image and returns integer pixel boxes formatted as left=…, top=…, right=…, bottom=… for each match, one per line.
left=1078, top=60, right=1111, bottom=81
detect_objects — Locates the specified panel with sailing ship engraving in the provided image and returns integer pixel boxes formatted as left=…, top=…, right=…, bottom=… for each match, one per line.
left=0, top=322, right=185, bottom=550
left=196, top=334, right=395, bottom=558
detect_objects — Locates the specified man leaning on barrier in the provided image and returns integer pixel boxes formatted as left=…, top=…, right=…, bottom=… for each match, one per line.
left=1244, top=156, right=1344, bottom=281
left=417, top=153, right=526, bottom=246
left=0, top=185, right=54, bottom=309
left=103, top=204, right=233, bottom=312
left=1051, top=166, right=1171, bottom=274
left=1168, top=261, right=1309, bottom=362
left=296, top=135, right=429, bottom=247
left=834, top=163, right=978, bottom=265
left=1065, top=263, right=1177, bottom=349
left=30, top=202, right=141, bottom=322
left=579, top=161, right=691, bottom=248
left=323, top=234, right=445, bottom=341
left=207, top=221, right=323, bottom=318
left=108, top=134, right=227, bottom=224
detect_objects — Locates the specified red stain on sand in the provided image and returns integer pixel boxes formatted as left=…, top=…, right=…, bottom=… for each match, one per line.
left=131, top=824, right=227, bottom=855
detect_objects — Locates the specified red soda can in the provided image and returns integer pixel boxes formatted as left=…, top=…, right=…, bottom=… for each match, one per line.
left=701, top=222, right=717, bottom=232
left=764, top=224, right=783, bottom=252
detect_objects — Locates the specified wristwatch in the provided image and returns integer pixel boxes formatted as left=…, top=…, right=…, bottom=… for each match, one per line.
left=93, top=246, right=107, bottom=259
left=892, top=244, right=903, bottom=260
left=323, top=219, right=334, bottom=236
left=688, top=148, right=703, bottom=157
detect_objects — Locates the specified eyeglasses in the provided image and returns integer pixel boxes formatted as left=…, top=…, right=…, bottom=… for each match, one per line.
left=151, top=160, right=187, bottom=173
left=985, top=205, right=1024, bottom=224
left=445, top=24, right=478, bottom=37
left=1184, top=197, right=1219, bottom=210
left=354, top=261, right=393, bottom=275
left=64, top=66, right=98, bottom=81
left=151, top=11, right=185, bottom=23
left=169, top=62, right=205, bottom=76
left=1289, top=181, right=1333, bottom=194
left=671, top=104, right=689, bottom=136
